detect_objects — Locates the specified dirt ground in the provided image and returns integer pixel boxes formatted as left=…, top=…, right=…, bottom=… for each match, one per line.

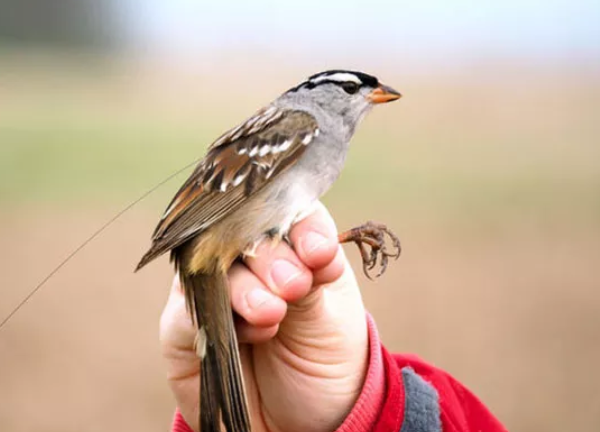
left=1, top=203, right=599, bottom=432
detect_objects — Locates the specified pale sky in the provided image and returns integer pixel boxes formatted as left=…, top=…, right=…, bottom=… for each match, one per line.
left=121, top=0, right=600, bottom=61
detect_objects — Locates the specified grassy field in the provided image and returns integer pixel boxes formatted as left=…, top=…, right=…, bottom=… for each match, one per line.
left=1, top=55, right=599, bottom=431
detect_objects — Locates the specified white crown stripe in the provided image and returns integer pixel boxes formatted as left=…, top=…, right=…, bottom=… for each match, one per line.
left=311, top=72, right=362, bottom=85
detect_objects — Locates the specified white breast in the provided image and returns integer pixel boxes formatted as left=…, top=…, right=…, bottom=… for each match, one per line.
left=267, top=170, right=319, bottom=237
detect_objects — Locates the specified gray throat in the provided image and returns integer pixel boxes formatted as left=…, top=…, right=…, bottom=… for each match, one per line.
left=273, top=98, right=357, bottom=197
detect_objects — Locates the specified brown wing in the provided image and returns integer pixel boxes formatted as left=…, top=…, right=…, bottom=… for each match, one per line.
left=136, top=107, right=319, bottom=270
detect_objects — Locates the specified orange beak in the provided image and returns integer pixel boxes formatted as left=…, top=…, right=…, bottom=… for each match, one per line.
left=367, top=84, right=402, bottom=104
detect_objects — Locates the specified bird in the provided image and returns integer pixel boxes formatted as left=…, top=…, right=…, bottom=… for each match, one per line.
left=136, top=69, right=402, bottom=432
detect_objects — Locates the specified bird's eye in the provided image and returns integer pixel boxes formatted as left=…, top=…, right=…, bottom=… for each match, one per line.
left=341, top=82, right=359, bottom=95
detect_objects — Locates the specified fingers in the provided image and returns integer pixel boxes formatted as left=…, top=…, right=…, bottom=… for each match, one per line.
left=241, top=202, right=343, bottom=302
left=161, top=271, right=286, bottom=348
left=289, top=202, right=340, bottom=271
left=288, top=202, right=345, bottom=286
left=235, top=320, right=280, bottom=344
left=230, top=203, right=347, bottom=342
left=243, top=238, right=313, bottom=303
left=229, top=263, right=287, bottom=328
left=161, top=203, right=351, bottom=347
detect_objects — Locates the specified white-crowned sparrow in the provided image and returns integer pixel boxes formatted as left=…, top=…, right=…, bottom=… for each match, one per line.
left=136, top=70, right=401, bottom=432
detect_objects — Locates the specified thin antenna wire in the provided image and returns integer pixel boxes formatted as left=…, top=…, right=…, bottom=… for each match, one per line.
left=0, top=159, right=200, bottom=331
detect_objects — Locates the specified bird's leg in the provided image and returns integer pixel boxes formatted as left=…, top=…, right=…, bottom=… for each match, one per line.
left=338, top=221, right=401, bottom=279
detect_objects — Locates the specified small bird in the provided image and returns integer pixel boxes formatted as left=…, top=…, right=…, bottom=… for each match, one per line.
left=136, top=70, right=401, bottom=431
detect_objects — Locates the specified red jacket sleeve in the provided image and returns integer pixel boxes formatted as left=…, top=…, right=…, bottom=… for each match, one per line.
left=389, top=351, right=508, bottom=432
left=171, top=314, right=507, bottom=432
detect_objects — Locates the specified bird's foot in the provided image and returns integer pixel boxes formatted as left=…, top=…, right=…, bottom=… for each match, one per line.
left=338, top=221, right=401, bottom=279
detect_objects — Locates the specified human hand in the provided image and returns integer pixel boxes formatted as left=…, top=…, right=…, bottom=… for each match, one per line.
left=159, top=202, right=369, bottom=432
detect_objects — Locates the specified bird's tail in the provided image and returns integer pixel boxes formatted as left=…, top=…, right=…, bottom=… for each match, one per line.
left=180, top=270, right=251, bottom=432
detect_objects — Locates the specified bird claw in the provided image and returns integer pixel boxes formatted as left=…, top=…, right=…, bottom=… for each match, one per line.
left=338, top=221, right=401, bottom=280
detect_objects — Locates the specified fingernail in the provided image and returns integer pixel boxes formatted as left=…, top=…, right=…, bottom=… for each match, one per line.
left=271, top=259, right=302, bottom=289
left=303, top=232, right=329, bottom=256
left=246, top=289, right=272, bottom=310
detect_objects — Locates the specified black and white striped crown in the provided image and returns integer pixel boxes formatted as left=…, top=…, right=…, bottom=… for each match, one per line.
left=288, top=70, right=379, bottom=93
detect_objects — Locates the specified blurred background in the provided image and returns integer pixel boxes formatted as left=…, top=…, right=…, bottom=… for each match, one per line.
left=1, top=1, right=599, bottom=431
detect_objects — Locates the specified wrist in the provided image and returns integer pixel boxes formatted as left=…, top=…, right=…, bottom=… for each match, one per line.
left=335, top=313, right=386, bottom=432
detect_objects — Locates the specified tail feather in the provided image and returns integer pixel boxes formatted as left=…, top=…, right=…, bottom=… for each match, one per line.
left=227, top=322, right=250, bottom=430
left=181, top=270, right=251, bottom=432
left=200, top=352, right=219, bottom=429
